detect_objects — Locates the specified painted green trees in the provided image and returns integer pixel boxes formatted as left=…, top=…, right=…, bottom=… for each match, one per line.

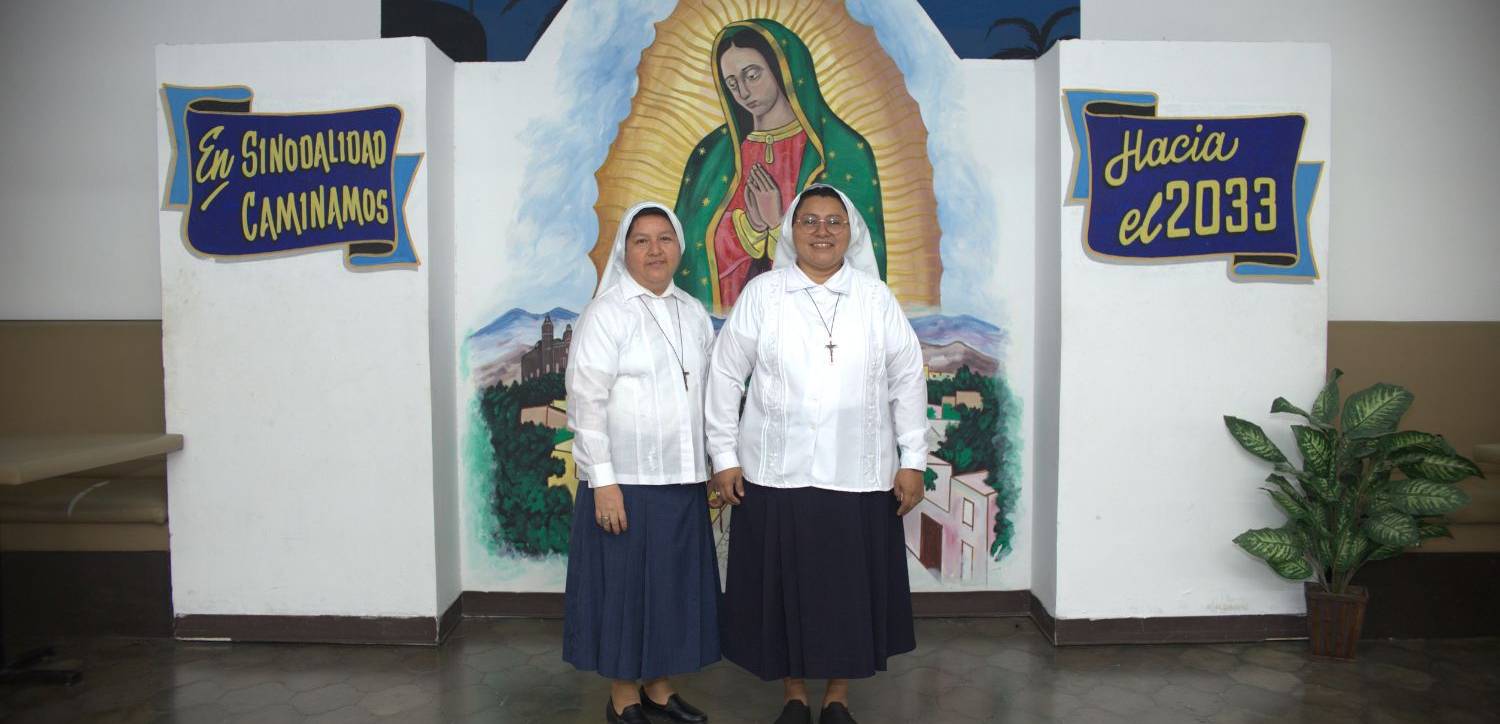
left=478, top=373, right=572, bottom=556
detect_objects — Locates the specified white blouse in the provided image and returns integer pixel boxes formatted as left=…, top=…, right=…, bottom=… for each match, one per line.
left=705, top=264, right=928, bottom=492
left=566, top=275, right=713, bottom=488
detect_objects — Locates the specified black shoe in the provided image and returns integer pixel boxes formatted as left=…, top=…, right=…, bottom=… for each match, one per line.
left=606, top=698, right=650, bottom=724
left=819, top=702, right=858, bottom=724
left=774, top=699, right=813, bottom=724
left=639, top=687, right=709, bottom=722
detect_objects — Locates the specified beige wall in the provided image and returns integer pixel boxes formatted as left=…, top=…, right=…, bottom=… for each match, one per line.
left=1328, top=322, right=1500, bottom=458
left=0, top=321, right=164, bottom=435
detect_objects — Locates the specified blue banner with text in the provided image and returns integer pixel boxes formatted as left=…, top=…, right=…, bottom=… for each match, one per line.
left=1064, top=90, right=1322, bottom=281
left=162, top=85, right=421, bottom=269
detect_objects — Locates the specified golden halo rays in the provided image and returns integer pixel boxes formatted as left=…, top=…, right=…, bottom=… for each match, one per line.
left=589, top=0, right=941, bottom=309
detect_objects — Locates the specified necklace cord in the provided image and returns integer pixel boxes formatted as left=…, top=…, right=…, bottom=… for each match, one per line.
left=638, top=296, right=689, bottom=388
left=802, top=287, right=841, bottom=361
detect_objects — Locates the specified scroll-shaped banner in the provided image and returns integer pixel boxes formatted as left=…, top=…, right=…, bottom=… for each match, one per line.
left=162, top=85, right=421, bottom=269
left=1063, top=90, right=1323, bottom=281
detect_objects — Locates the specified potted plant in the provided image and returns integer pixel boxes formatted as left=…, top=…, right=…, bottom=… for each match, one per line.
left=1224, top=369, right=1483, bottom=660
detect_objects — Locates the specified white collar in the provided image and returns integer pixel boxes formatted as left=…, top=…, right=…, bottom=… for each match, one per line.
left=618, top=272, right=685, bottom=303
left=785, top=262, right=853, bottom=294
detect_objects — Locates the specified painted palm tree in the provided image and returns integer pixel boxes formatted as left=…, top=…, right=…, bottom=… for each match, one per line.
left=987, top=5, right=1079, bottom=59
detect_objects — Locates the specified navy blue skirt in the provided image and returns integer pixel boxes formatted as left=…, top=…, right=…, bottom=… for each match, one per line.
left=722, top=482, right=916, bottom=681
left=562, top=482, right=721, bottom=680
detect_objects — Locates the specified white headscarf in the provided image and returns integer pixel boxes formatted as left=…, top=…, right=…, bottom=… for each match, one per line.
left=595, top=201, right=688, bottom=298
left=772, top=184, right=880, bottom=279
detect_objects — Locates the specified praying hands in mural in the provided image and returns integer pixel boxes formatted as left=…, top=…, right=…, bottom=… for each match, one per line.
left=743, top=163, right=784, bottom=233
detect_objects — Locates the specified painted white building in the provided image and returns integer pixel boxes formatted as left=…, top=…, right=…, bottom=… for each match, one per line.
left=905, top=456, right=998, bottom=585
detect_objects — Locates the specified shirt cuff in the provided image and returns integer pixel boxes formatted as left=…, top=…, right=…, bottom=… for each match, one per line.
left=710, top=450, right=740, bottom=474
left=899, top=448, right=928, bottom=471
left=585, top=462, right=617, bottom=488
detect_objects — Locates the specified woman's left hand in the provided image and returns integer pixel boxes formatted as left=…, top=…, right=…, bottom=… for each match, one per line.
left=593, top=484, right=628, bottom=535
left=893, top=468, right=923, bottom=516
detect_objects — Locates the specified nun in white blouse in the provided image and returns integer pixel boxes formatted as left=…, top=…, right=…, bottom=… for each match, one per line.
left=706, top=184, right=927, bottom=724
left=562, top=203, right=719, bottom=724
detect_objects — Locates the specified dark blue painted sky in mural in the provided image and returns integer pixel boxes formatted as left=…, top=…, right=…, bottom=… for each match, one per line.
left=918, top=0, right=1080, bottom=59
left=388, top=1, right=1081, bottom=62
left=427, top=0, right=563, bottom=61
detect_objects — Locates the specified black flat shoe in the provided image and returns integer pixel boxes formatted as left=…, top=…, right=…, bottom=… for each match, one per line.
left=819, top=702, right=858, bottom=724
left=606, top=699, right=650, bottom=724
left=773, top=699, right=813, bottom=724
left=639, top=687, right=709, bottom=723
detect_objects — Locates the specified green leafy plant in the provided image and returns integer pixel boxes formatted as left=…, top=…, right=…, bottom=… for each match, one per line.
left=1225, top=369, right=1483, bottom=593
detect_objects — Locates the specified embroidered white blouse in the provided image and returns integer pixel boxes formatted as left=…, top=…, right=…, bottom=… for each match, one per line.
left=704, top=263, right=928, bottom=492
left=567, top=273, right=713, bottom=488
left=566, top=199, right=714, bottom=490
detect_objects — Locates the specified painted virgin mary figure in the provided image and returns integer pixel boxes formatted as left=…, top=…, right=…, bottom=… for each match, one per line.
left=673, top=19, right=886, bottom=313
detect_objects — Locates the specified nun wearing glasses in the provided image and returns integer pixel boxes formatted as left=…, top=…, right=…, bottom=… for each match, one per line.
left=563, top=203, right=719, bottom=724
left=707, top=184, right=927, bottom=724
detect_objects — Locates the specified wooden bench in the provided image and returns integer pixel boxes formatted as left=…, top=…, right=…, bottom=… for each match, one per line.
left=0, top=470, right=169, bottom=552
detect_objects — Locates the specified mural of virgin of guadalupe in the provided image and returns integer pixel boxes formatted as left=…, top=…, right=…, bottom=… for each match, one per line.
left=673, top=19, right=885, bottom=313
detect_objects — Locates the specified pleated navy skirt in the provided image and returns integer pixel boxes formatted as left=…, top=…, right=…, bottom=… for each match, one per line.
left=563, top=482, right=722, bottom=681
left=722, top=482, right=916, bottom=681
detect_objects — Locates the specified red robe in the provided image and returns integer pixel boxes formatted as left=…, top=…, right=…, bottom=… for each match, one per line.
left=713, top=129, right=809, bottom=308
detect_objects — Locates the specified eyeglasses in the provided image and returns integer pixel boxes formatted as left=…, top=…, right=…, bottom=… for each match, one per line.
left=795, top=215, right=848, bottom=230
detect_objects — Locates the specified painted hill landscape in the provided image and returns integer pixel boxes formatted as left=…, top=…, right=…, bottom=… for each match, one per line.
left=921, top=340, right=998, bottom=376
left=909, top=314, right=1005, bottom=357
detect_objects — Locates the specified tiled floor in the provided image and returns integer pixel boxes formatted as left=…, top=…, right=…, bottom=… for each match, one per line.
left=2, top=619, right=1496, bottom=723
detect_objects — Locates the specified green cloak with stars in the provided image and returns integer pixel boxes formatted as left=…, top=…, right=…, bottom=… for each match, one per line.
left=671, top=18, right=885, bottom=315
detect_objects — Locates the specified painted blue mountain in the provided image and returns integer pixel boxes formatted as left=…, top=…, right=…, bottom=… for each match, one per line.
left=469, top=306, right=578, bottom=341
left=910, top=314, right=1005, bottom=377
left=909, top=314, right=1006, bottom=357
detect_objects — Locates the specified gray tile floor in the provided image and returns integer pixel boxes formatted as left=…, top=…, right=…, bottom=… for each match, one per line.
left=2, top=619, right=1496, bottom=723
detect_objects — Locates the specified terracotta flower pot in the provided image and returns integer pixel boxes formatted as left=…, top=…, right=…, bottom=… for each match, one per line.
left=1304, top=582, right=1368, bottom=660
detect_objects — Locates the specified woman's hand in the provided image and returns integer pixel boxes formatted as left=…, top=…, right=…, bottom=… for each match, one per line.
left=893, top=468, right=924, bottom=516
left=711, top=467, right=746, bottom=505
left=594, top=485, right=628, bottom=534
